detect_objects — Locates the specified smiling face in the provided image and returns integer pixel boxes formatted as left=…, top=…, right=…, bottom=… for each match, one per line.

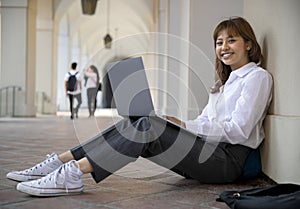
left=215, top=30, right=251, bottom=71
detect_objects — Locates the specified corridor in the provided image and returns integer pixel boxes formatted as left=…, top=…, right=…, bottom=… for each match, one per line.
left=1, top=1, right=300, bottom=206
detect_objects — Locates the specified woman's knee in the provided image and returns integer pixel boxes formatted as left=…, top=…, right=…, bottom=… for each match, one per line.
left=132, top=117, right=151, bottom=131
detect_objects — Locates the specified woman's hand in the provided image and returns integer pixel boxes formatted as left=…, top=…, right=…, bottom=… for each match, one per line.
left=164, top=116, right=186, bottom=128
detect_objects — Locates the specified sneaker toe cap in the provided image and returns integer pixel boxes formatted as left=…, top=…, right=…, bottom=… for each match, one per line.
left=17, top=182, right=38, bottom=196
left=6, top=171, right=24, bottom=181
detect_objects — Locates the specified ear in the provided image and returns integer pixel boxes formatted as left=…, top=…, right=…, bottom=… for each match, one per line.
left=246, top=41, right=252, bottom=51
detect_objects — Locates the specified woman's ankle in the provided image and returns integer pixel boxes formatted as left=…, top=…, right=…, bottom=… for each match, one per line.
left=58, top=151, right=74, bottom=163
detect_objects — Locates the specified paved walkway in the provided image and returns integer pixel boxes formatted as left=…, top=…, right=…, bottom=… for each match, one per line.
left=0, top=109, right=273, bottom=209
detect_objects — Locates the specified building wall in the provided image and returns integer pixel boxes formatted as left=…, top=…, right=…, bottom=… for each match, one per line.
left=188, top=0, right=244, bottom=118
left=244, top=0, right=300, bottom=184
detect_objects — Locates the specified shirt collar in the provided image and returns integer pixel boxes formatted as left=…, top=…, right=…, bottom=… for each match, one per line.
left=232, top=62, right=257, bottom=78
left=225, top=62, right=257, bottom=85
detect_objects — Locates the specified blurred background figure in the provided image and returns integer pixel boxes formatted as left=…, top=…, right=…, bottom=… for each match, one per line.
left=84, top=65, right=100, bottom=117
left=64, top=62, right=82, bottom=119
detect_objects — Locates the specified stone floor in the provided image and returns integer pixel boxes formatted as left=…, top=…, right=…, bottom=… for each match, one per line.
left=0, top=109, right=274, bottom=209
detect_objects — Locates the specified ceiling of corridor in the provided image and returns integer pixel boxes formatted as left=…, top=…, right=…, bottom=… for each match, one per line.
left=54, top=0, right=155, bottom=66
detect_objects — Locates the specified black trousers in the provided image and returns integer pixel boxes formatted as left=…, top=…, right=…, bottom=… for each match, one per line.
left=71, top=116, right=251, bottom=184
left=68, top=93, right=82, bottom=116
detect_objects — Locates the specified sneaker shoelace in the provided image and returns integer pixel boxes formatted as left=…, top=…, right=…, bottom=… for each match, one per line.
left=24, top=153, right=56, bottom=175
left=37, top=161, right=79, bottom=193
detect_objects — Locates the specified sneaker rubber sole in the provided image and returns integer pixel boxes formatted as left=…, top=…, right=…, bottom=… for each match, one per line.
left=7, top=172, right=44, bottom=182
left=16, top=183, right=84, bottom=197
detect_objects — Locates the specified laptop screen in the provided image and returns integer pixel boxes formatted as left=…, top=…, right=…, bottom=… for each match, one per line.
left=106, top=57, right=155, bottom=117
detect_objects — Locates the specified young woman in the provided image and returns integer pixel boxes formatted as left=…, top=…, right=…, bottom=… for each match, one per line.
left=7, top=17, right=273, bottom=197
left=84, top=65, right=100, bottom=117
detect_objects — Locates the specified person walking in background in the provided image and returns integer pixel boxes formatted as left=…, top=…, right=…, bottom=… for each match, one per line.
left=65, top=62, right=82, bottom=119
left=84, top=65, right=100, bottom=117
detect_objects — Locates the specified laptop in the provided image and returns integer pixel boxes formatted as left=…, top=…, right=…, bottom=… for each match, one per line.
left=106, top=57, right=155, bottom=117
left=106, top=56, right=185, bottom=130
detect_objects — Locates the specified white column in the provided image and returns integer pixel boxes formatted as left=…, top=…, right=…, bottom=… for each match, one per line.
left=155, top=0, right=168, bottom=115
left=70, top=33, right=81, bottom=66
left=55, top=15, right=70, bottom=111
left=1, top=0, right=37, bottom=116
left=244, top=0, right=300, bottom=184
left=165, top=0, right=190, bottom=120
left=36, top=0, right=54, bottom=114
left=1, top=0, right=27, bottom=88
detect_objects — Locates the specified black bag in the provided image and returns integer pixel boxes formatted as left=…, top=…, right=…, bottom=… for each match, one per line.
left=98, top=82, right=102, bottom=91
left=217, top=183, right=300, bottom=209
left=67, top=72, right=78, bottom=91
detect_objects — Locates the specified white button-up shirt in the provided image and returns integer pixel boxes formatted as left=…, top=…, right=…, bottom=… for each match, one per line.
left=185, top=62, right=273, bottom=148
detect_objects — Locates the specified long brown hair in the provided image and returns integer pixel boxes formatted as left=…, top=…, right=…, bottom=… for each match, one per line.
left=90, top=65, right=100, bottom=84
left=213, top=17, right=263, bottom=85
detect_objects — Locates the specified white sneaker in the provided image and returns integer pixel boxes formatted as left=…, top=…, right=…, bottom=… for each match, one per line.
left=16, top=160, right=84, bottom=197
left=6, top=153, right=63, bottom=182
